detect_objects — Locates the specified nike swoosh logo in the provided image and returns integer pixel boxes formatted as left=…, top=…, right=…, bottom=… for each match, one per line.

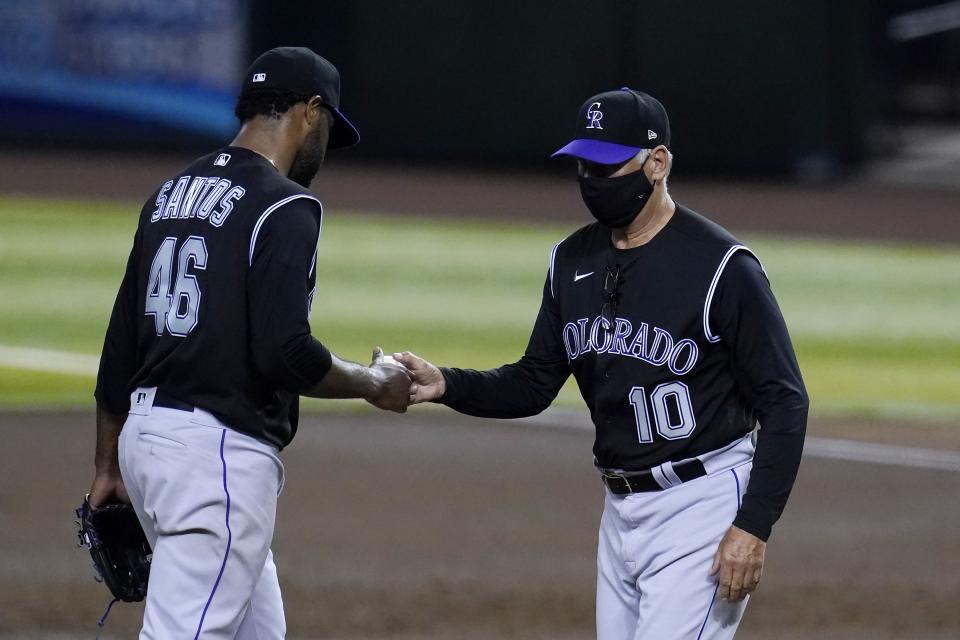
left=574, top=271, right=594, bottom=282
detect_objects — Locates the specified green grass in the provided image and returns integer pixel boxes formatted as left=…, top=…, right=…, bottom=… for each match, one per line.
left=1, top=196, right=958, bottom=423
left=0, top=367, right=95, bottom=409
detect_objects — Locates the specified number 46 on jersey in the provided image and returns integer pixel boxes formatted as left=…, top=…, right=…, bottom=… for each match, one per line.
left=145, top=236, right=208, bottom=337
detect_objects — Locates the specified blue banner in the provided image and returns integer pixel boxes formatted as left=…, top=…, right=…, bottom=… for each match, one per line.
left=0, top=0, right=246, bottom=142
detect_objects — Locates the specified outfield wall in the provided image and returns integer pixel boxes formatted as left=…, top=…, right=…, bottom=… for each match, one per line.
left=0, top=1, right=879, bottom=176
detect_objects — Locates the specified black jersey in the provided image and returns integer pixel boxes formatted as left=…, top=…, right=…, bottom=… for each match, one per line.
left=95, top=146, right=333, bottom=449
left=439, top=205, right=808, bottom=540
left=552, top=208, right=757, bottom=469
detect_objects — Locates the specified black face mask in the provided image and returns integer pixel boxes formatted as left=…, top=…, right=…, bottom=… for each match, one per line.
left=577, top=161, right=655, bottom=229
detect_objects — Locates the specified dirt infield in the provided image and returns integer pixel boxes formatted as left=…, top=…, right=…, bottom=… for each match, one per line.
left=1, top=410, right=957, bottom=639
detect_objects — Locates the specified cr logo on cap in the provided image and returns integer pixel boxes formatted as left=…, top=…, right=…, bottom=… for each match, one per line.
left=586, top=102, right=603, bottom=129
left=253, top=73, right=266, bottom=82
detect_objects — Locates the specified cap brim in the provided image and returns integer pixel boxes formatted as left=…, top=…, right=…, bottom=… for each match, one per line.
left=328, top=107, right=360, bottom=149
left=550, top=139, right=641, bottom=164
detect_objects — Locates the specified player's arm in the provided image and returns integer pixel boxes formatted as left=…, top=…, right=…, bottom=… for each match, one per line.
left=303, top=347, right=412, bottom=412
left=90, top=228, right=142, bottom=508
left=246, top=201, right=410, bottom=412
left=396, top=274, right=571, bottom=418
left=709, top=251, right=809, bottom=600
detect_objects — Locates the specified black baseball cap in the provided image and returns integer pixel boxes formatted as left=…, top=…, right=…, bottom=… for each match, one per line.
left=241, top=46, right=360, bottom=149
left=551, top=88, right=670, bottom=164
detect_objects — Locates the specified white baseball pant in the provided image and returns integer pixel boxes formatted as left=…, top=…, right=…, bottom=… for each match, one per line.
left=118, top=387, right=286, bottom=639
left=596, top=434, right=755, bottom=640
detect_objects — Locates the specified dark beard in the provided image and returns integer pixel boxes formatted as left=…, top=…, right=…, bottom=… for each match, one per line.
left=287, top=126, right=327, bottom=188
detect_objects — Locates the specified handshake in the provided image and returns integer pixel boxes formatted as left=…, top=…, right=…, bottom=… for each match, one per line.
left=365, top=347, right=445, bottom=413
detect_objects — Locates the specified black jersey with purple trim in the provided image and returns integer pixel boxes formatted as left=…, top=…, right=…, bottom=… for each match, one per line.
left=95, top=146, right=325, bottom=448
left=437, top=204, right=809, bottom=540
left=548, top=207, right=759, bottom=470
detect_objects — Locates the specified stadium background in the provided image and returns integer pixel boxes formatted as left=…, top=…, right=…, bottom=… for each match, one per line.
left=0, top=1, right=957, bottom=638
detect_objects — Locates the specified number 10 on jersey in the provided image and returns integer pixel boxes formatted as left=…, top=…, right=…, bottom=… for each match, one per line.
left=145, top=236, right=208, bottom=336
left=628, top=382, right=696, bottom=443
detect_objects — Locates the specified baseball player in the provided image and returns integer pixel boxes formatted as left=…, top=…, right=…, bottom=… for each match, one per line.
left=87, top=47, right=412, bottom=638
left=395, top=88, right=808, bottom=639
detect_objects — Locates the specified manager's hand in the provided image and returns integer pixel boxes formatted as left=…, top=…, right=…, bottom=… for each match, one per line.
left=710, top=525, right=766, bottom=602
left=393, top=352, right=445, bottom=404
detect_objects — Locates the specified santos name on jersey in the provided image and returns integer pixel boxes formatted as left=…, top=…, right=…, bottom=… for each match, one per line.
left=96, top=147, right=326, bottom=449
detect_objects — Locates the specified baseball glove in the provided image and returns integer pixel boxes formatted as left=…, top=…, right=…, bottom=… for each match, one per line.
left=76, top=496, right=151, bottom=602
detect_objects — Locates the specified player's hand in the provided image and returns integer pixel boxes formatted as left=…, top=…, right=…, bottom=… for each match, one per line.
left=710, top=525, right=766, bottom=602
left=88, top=472, right=130, bottom=510
left=366, top=347, right=413, bottom=413
left=392, top=351, right=445, bottom=404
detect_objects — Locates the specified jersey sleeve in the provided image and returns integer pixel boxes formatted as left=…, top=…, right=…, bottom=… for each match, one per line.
left=438, top=273, right=572, bottom=418
left=710, top=251, right=809, bottom=541
left=94, top=227, right=143, bottom=414
left=247, top=198, right=332, bottom=393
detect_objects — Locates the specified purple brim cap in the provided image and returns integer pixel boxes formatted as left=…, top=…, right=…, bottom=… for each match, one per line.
left=550, top=139, right=642, bottom=164
left=328, top=107, right=360, bottom=149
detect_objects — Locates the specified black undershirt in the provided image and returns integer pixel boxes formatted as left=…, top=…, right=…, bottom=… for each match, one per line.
left=246, top=201, right=332, bottom=393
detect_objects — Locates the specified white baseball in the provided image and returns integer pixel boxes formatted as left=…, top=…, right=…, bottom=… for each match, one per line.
left=379, top=354, right=401, bottom=367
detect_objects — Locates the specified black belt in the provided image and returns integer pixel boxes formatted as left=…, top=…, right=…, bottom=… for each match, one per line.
left=601, top=459, right=707, bottom=494
left=153, top=389, right=194, bottom=412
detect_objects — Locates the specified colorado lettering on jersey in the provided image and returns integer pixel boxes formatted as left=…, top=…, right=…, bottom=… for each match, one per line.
left=150, top=176, right=246, bottom=227
left=562, top=316, right=700, bottom=376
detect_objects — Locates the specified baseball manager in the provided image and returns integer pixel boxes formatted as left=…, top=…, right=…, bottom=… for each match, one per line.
left=396, top=88, right=809, bottom=639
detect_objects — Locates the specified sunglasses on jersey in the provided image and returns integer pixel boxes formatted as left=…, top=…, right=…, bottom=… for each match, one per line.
left=601, top=264, right=621, bottom=333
